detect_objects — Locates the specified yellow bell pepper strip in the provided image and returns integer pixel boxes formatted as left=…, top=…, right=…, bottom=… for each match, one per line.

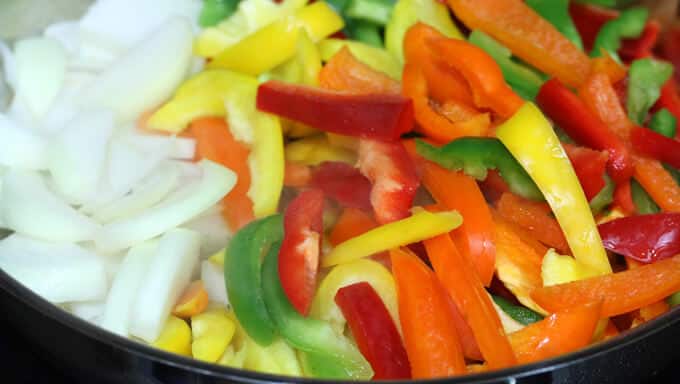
left=148, top=70, right=283, bottom=218
left=384, top=0, right=463, bottom=63
left=207, top=2, right=344, bottom=75
left=542, top=249, right=599, bottom=287
left=262, top=241, right=374, bottom=379
left=309, top=258, right=400, bottom=335
left=318, top=38, right=402, bottom=80
left=151, top=316, right=192, bottom=356
left=495, top=103, right=612, bottom=276
left=285, top=135, right=357, bottom=166
left=269, top=29, right=322, bottom=87
left=195, top=0, right=308, bottom=57
left=191, top=308, right=237, bottom=363
left=321, top=209, right=462, bottom=267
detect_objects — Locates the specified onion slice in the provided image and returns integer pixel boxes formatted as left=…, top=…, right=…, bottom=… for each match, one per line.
left=0, top=114, right=48, bottom=170
left=201, top=260, right=229, bottom=306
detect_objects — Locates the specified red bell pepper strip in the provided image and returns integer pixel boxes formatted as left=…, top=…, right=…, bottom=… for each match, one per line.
left=563, top=143, right=609, bottom=201
left=256, top=80, right=414, bottom=141
left=424, top=233, right=517, bottom=369
left=531, top=254, right=680, bottom=317
left=655, top=79, right=680, bottom=129
left=598, top=213, right=680, bottom=264
left=390, top=248, right=467, bottom=378
left=310, top=162, right=372, bottom=211
left=278, top=189, right=324, bottom=315
left=335, top=282, right=411, bottom=380
left=508, top=301, right=602, bottom=365
left=536, top=78, right=634, bottom=186
left=358, top=139, right=419, bottom=224
left=660, top=26, right=680, bottom=83
left=630, top=126, right=680, bottom=170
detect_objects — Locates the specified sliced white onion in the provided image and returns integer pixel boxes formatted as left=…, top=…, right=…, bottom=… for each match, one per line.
left=0, top=40, right=17, bottom=91
left=79, top=17, right=194, bottom=123
left=182, top=208, right=231, bottom=258
left=1, top=170, right=99, bottom=242
left=40, top=72, right=96, bottom=135
left=100, top=240, right=157, bottom=337
left=0, top=234, right=108, bottom=303
left=79, top=0, right=201, bottom=51
left=201, top=260, right=229, bottom=306
left=129, top=228, right=200, bottom=342
left=120, top=132, right=196, bottom=160
left=69, top=300, right=106, bottom=323
left=44, top=21, right=80, bottom=58
left=48, top=109, right=115, bottom=204
left=94, top=160, right=235, bottom=252
left=0, top=114, right=48, bottom=170
left=90, top=163, right=180, bottom=223
left=14, top=37, right=67, bottom=119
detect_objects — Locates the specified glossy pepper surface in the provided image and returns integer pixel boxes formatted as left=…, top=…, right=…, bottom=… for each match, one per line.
left=598, top=213, right=680, bottom=264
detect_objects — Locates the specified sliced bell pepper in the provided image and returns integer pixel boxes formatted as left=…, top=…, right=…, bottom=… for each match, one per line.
left=310, top=162, right=372, bottom=212
left=190, top=117, right=254, bottom=231
left=285, top=135, right=356, bottom=166
left=598, top=213, right=680, bottom=264
left=318, top=38, right=402, bottom=80
left=284, top=161, right=312, bottom=188
left=630, top=127, right=680, bottom=171
left=207, top=2, right=344, bottom=75
left=151, top=316, right=192, bottom=356
left=578, top=71, right=633, bottom=140
left=384, top=0, right=463, bottom=63
left=536, top=78, right=633, bottom=185
left=591, top=7, right=648, bottom=60
left=310, top=258, right=399, bottom=335
left=148, top=70, right=284, bottom=218
left=627, top=58, right=674, bottom=126
left=191, top=308, right=237, bottom=363
left=318, top=47, right=401, bottom=95
left=525, top=0, right=583, bottom=50
left=224, top=215, right=282, bottom=345
left=408, top=147, right=497, bottom=286
left=423, top=234, right=517, bottom=369
left=532, top=254, right=680, bottom=318
left=269, top=29, right=323, bottom=88
left=344, top=0, right=395, bottom=26
left=416, top=138, right=543, bottom=201
left=541, top=248, right=598, bottom=287
left=199, top=0, right=239, bottom=27
left=649, top=109, right=677, bottom=139
left=358, top=140, right=419, bottom=224
left=345, top=20, right=384, bottom=48
left=390, top=248, right=467, bottom=378
left=632, top=156, right=680, bottom=212
left=321, top=209, right=462, bottom=267
left=328, top=208, right=378, bottom=246
left=656, top=79, right=680, bottom=126
left=172, top=280, right=209, bottom=319
left=631, top=179, right=660, bottom=215
left=508, top=301, right=602, bottom=365
left=447, top=0, right=591, bottom=88
left=496, top=103, right=612, bottom=276
left=262, top=240, right=374, bottom=379
left=428, top=37, right=524, bottom=119
left=495, top=193, right=569, bottom=254
left=335, top=282, right=411, bottom=379
left=467, top=30, right=545, bottom=101
left=256, top=80, right=414, bottom=142
left=492, top=295, right=543, bottom=326
left=562, top=143, right=609, bottom=202
left=589, top=175, right=615, bottom=214
left=278, top=189, right=324, bottom=316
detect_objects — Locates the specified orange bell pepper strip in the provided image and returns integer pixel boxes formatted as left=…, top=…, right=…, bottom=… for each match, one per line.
left=427, top=37, right=524, bottom=119
left=591, top=55, right=627, bottom=84
left=172, top=280, right=210, bottom=318
left=626, top=258, right=671, bottom=326
left=423, top=234, right=517, bottom=369
left=405, top=141, right=496, bottom=286
left=402, top=63, right=490, bottom=143
left=632, top=156, right=680, bottom=212
left=190, top=117, right=254, bottom=231
left=283, top=161, right=312, bottom=188
left=390, top=248, right=467, bottom=378
left=496, top=192, right=569, bottom=254
left=329, top=208, right=378, bottom=246
left=508, top=301, right=603, bottom=365
left=318, top=47, right=401, bottom=95
left=531, top=254, right=680, bottom=318
left=447, top=0, right=591, bottom=88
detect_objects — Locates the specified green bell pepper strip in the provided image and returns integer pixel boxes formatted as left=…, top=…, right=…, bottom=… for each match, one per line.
left=346, top=19, right=383, bottom=47
left=199, top=0, right=239, bottom=27
left=415, top=137, right=544, bottom=201
left=345, top=0, right=395, bottom=26
left=224, top=215, right=283, bottom=346
left=491, top=295, right=543, bottom=326
left=627, top=58, right=674, bottom=126
left=631, top=179, right=660, bottom=214
left=591, top=7, right=648, bottom=61
left=525, top=0, right=583, bottom=50
left=468, top=30, right=545, bottom=101
left=650, top=109, right=678, bottom=139
left=668, top=292, right=680, bottom=307
left=262, top=241, right=374, bottom=379
left=589, top=174, right=614, bottom=214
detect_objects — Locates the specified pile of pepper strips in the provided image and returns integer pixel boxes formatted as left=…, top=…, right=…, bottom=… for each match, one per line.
left=154, top=0, right=680, bottom=380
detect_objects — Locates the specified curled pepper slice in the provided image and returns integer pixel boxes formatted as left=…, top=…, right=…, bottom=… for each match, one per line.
left=598, top=213, right=680, bottom=264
